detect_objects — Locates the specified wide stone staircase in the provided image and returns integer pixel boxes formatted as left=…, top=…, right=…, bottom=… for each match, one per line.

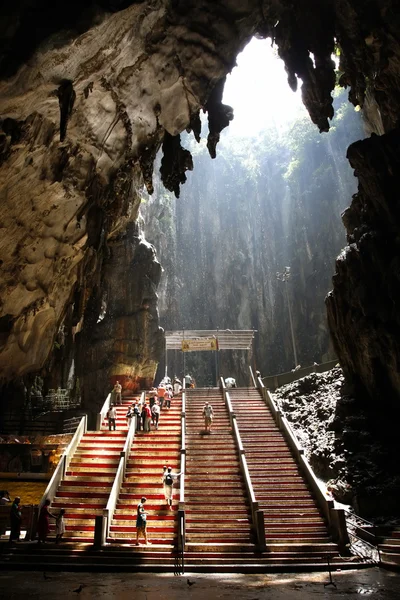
left=0, top=386, right=369, bottom=572
left=107, top=395, right=182, bottom=549
left=49, top=401, right=131, bottom=541
left=184, top=387, right=256, bottom=568
left=90, top=395, right=184, bottom=569
left=228, top=387, right=341, bottom=567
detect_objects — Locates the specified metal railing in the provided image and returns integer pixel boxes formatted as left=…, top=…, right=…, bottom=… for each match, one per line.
left=221, top=377, right=266, bottom=551
left=37, top=415, right=87, bottom=515
left=345, top=510, right=381, bottom=563
left=255, top=377, right=350, bottom=551
left=103, top=454, right=125, bottom=545
left=96, top=392, right=112, bottom=430
left=249, top=366, right=257, bottom=388
left=177, top=389, right=186, bottom=572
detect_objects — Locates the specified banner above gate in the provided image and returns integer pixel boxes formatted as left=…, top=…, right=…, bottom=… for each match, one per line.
left=181, top=338, right=218, bottom=352
left=165, top=329, right=256, bottom=351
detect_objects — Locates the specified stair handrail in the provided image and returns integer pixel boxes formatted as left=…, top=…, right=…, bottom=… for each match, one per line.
left=181, top=389, right=186, bottom=417
left=178, top=391, right=186, bottom=558
left=220, top=377, right=234, bottom=421
left=121, top=391, right=143, bottom=477
left=344, top=509, right=381, bottom=563
left=37, top=414, right=87, bottom=513
left=103, top=453, right=125, bottom=545
left=257, top=380, right=350, bottom=550
left=221, top=379, right=266, bottom=550
left=232, top=416, right=244, bottom=455
left=96, top=392, right=112, bottom=430
left=249, top=365, right=257, bottom=387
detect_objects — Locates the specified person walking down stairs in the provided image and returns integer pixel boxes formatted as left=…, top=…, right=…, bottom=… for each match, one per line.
left=136, top=497, right=151, bottom=546
left=142, top=402, right=152, bottom=432
left=202, top=401, right=214, bottom=433
left=113, top=381, right=122, bottom=405
left=107, top=404, right=117, bottom=431
left=152, top=400, right=160, bottom=430
left=162, top=466, right=181, bottom=509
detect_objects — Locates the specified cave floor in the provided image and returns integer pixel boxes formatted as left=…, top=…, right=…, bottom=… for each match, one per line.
left=0, top=567, right=399, bottom=599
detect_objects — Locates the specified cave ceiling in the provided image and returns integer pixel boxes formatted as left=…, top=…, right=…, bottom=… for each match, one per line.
left=0, top=1, right=399, bottom=392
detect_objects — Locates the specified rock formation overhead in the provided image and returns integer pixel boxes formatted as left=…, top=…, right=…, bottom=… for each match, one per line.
left=0, top=1, right=399, bottom=414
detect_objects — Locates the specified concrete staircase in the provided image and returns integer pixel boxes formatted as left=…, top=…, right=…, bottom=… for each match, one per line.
left=228, top=387, right=340, bottom=566
left=50, top=401, right=131, bottom=541
left=107, top=395, right=182, bottom=562
left=184, top=388, right=256, bottom=567
left=0, top=387, right=369, bottom=572
left=380, top=528, right=400, bottom=568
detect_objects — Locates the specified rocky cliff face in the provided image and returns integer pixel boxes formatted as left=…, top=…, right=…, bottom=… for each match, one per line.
left=142, top=92, right=363, bottom=384
left=327, top=131, right=400, bottom=413
left=0, top=1, right=399, bottom=418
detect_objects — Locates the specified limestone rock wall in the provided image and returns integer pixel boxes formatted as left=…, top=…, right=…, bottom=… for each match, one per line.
left=0, top=0, right=399, bottom=416
left=327, top=131, right=400, bottom=409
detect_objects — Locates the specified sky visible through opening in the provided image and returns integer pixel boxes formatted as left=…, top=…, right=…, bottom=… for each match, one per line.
left=222, top=37, right=306, bottom=137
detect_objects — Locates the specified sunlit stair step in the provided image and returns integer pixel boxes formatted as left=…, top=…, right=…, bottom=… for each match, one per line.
left=62, top=476, right=114, bottom=484
left=52, top=498, right=106, bottom=507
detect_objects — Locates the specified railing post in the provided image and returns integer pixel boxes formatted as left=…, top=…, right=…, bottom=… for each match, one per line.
left=178, top=508, right=185, bottom=550
left=255, top=509, right=266, bottom=551
left=330, top=507, right=350, bottom=551
left=94, top=513, right=106, bottom=548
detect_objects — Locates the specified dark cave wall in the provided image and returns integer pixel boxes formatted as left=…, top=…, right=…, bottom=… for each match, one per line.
left=0, top=0, right=399, bottom=419
left=327, top=130, right=400, bottom=410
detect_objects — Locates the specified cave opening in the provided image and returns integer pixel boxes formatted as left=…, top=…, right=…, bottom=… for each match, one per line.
left=142, top=37, right=364, bottom=387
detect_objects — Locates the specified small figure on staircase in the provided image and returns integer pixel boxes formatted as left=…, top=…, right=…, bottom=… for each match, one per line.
left=126, top=404, right=135, bottom=428
left=37, top=498, right=56, bottom=544
left=107, top=404, right=117, bottom=431
left=173, top=378, right=182, bottom=396
left=143, top=402, right=152, bottom=432
left=55, top=508, right=66, bottom=543
left=9, top=496, right=21, bottom=544
left=157, top=382, right=166, bottom=410
left=224, top=377, right=236, bottom=388
left=164, top=387, right=172, bottom=409
left=202, top=401, right=214, bottom=433
left=133, top=402, right=141, bottom=431
left=151, top=400, right=160, bottom=430
left=162, top=466, right=181, bottom=510
left=113, top=381, right=122, bottom=405
left=185, top=373, right=193, bottom=388
left=136, top=497, right=151, bottom=545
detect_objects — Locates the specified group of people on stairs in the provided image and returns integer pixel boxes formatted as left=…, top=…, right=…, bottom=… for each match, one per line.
left=7, top=496, right=65, bottom=545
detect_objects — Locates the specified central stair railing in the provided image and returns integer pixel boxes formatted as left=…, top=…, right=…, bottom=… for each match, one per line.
left=177, top=385, right=186, bottom=573
left=97, top=391, right=143, bottom=546
left=220, top=377, right=266, bottom=551
left=96, top=392, right=112, bottom=430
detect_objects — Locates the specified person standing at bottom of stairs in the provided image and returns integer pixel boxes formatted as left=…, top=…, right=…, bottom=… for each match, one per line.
left=162, top=466, right=181, bottom=510
left=202, top=401, right=214, bottom=433
left=136, top=497, right=151, bottom=545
